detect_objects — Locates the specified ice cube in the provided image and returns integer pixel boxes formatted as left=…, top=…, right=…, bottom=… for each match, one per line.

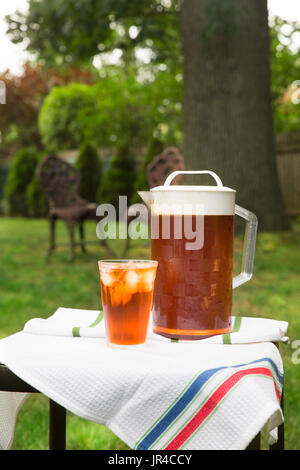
left=109, top=283, right=132, bottom=307
left=140, top=269, right=155, bottom=292
left=142, top=270, right=155, bottom=284
left=101, top=272, right=115, bottom=286
left=125, top=270, right=139, bottom=292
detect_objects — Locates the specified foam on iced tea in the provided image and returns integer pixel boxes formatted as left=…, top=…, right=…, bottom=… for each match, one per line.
left=99, top=261, right=157, bottom=345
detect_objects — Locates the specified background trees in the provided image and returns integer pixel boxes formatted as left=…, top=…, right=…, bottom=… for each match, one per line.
left=75, top=142, right=102, bottom=203
left=2, top=0, right=300, bottom=228
left=0, top=65, right=93, bottom=159
left=180, top=0, right=289, bottom=231
left=38, top=83, right=98, bottom=151
left=97, top=138, right=137, bottom=211
left=270, top=16, right=300, bottom=133
left=5, top=0, right=182, bottom=70
left=4, top=146, right=40, bottom=216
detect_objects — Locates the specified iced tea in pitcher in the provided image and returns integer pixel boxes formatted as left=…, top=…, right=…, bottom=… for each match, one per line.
left=152, top=214, right=234, bottom=340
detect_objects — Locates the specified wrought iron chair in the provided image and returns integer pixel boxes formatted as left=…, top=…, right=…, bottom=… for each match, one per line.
left=146, top=146, right=185, bottom=188
left=123, top=147, right=185, bottom=256
left=37, top=153, right=111, bottom=261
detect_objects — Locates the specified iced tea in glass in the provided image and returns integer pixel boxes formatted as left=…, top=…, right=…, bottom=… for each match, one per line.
left=98, top=260, right=158, bottom=346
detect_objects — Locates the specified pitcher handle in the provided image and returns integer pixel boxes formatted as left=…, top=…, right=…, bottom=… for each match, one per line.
left=164, top=170, right=223, bottom=187
left=233, top=205, right=258, bottom=289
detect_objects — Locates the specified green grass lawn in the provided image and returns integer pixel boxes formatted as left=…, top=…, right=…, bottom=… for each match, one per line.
left=0, top=217, right=299, bottom=450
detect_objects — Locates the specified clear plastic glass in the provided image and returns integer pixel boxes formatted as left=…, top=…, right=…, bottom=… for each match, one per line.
left=98, top=260, right=158, bottom=347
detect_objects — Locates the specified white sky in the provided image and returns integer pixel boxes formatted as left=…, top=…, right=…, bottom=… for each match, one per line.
left=0, top=0, right=300, bottom=74
left=0, top=0, right=29, bottom=74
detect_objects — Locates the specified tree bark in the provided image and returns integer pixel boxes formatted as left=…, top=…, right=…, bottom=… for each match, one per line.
left=180, top=0, right=290, bottom=231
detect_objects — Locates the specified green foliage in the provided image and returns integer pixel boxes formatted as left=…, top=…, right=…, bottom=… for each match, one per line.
left=8, top=0, right=300, bottom=138
left=38, top=72, right=149, bottom=152
left=131, top=136, right=164, bottom=204
left=0, top=164, right=10, bottom=200
left=97, top=141, right=137, bottom=209
left=270, top=17, right=300, bottom=103
left=273, top=102, right=300, bottom=133
left=38, top=67, right=182, bottom=159
left=38, top=83, right=97, bottom=150
left=4, top=148, right=49, bottom=218
left=26, top=175, right=48, bottom=218
left=88, top=70, right=152, bottom=149
left=0, top=64, right=93, bottom=160
left=4, top=147, right=39, bottom=216
left=0, top=165, right=10, bottom=215
left=6, top=0, right=181, bottom=70
left=270, top=16, right=300, bottom=132
left=145, top=69, right=182, bottom=145
left=75, top=142, right=102, bottom=202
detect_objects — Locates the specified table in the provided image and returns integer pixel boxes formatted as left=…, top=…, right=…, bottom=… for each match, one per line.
left=0, top=311, right=287, bottom=451
left=0, top=354, right=284, bottom=450
left=0, top=363, right=66, bottom=450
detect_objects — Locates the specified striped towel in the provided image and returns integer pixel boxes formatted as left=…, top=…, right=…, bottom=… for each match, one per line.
left=134, top=355, right=283, bottom=450
left=23, top=308, right=105, bottom=338
left=201, top=315, right=289, bottom=344
left=0, top=309, right=287, bottom=450
left=22, top=308, right=289, bottom=344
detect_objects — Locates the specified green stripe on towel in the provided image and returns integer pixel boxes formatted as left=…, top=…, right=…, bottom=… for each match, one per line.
left=168, top=317, right=243, bottom=344
left=89, top=310, right=104, bottom=327
left=72, top=326, right=81, bottom=337
left=232, top=316, right=242, bottom=333
left=222, top=316, right=242, bottom=344
left=72, top=311, right=104, bottom=337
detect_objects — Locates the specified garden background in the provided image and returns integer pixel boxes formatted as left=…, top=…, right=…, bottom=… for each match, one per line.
left=0, top=0, right=300, bottom=450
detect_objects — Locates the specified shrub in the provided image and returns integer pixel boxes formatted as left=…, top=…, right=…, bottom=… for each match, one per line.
left=0, top=164, right=10, bottom=215
left=26, top=171, right=49, bottom=218
left=75, top=142, right=102, bottom=202
left=38, top=83, right=97, bottom=151
left=97, top=140, right=136, bottom=211
left=4, top=147, right=39, bottom=216
left=0, top=165, right=10, bottom=199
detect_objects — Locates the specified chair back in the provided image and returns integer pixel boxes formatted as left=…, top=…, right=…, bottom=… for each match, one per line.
left=37, top=154, right=81, bottom=208
left=147, top=146, right=185, bottom=188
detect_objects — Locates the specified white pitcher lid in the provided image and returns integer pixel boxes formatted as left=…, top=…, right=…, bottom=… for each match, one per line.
left=150, top=170, right=235, bottom=193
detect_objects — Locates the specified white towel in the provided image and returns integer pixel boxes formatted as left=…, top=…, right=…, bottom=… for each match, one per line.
left=23, top=308, right=289, bottom=344
left=24, top=309, right=105, bottom=338
left=0, top=308, right=288, bottom=450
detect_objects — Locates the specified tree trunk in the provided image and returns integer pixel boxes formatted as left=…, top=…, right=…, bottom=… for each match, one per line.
left=180, top=0, right=290, bottom=231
